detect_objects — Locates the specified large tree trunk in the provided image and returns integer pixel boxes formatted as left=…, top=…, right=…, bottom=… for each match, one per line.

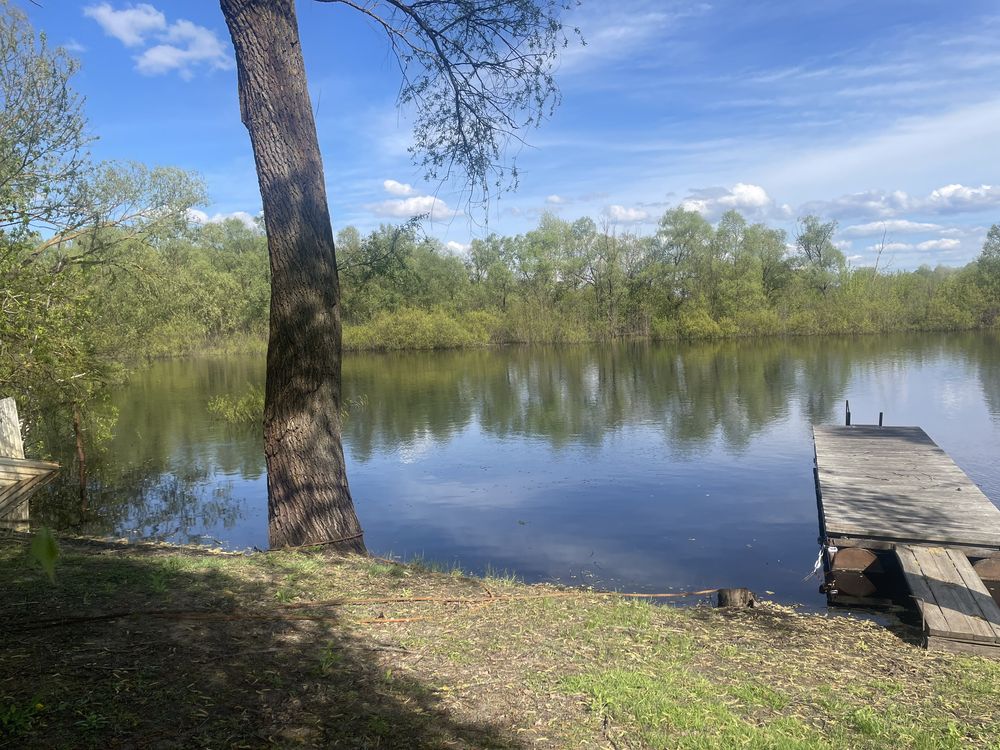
left=221, top=0, right=365, bottom=552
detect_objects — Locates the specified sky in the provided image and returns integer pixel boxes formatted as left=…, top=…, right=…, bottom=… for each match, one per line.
left=20, top=0, right=1000, bottom=268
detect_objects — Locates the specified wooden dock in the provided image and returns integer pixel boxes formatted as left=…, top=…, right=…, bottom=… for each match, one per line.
left=813, top=424, right=1000, bottom=656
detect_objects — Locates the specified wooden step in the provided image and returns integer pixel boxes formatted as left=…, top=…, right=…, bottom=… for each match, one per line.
left=896, top=545, right=1000, bottom=657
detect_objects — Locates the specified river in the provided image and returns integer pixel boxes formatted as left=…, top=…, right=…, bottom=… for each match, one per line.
left=34, top=332, right=1000, bottom=606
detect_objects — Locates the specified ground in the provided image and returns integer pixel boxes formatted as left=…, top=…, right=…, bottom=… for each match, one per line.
left=1, top=534, right=998, bottom=749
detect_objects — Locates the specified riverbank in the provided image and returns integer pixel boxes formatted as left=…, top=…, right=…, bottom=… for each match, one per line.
left=2, top=535, right=998, bottom=748
left=189, top=308, right=999, bottom=356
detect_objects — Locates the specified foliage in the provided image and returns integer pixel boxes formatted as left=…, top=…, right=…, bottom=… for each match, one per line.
left=977, top=224, right=1000, bottom=324
left=208, top=385, right=369, bottom=425
left=207, top=385, right=265, bottom=424
left=0, top=4, right=205, bottom=451
left=319, top=0, right=580, bottom=202
left=29, top=526, right=58, bottom=582
left=344, top=308, right=484, bottom=350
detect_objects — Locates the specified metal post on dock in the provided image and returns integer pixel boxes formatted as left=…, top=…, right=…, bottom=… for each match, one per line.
left=878, top=412, right=883, bottom=427
left=845, top=400, right=851, bottom=426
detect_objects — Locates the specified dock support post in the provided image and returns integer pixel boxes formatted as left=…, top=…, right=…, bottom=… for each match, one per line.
left=845, top=400, right=851, bottom=426
left=878, top=412, right=883, bottom=427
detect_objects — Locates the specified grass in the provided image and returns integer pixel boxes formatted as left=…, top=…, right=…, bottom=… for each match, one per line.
left=2, top=534, right=999, bottom=749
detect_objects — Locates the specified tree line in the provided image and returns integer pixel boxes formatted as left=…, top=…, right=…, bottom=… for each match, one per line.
left=336, top=211, right=999, bottom=349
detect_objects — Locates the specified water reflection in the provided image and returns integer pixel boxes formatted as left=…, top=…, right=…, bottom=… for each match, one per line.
left=342, top=337, right=856, bottom=457
left=32, top=332, right=1000, bottom=604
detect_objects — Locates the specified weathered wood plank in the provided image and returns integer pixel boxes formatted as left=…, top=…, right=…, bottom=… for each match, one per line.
left=896, top=545, right=1000, bottom=650
left=915, top=547, right=996, bottom=643
left=0, top=456, right=60, bottom=472
left=945, top=549, right=1000, bottom=639
left=0, top=472, right=51, bottom=516
left=0, top=397, right=25, bottom=459
left=813, top=424, right=1000, bottom=550
left=896, top=546, right=954, bottom=638
left=926, top=636, right=1000, bottom=657
left=0, top=404, right=58, bottom=526
left=0, top=457, right=58, bottom=525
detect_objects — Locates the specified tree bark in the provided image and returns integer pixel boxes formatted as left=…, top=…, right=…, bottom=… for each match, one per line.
left=220, top=0, right=365, bottom=552
left=72, top=405, right=88, bottom=514
left=715, top=588, right=757, bottom=608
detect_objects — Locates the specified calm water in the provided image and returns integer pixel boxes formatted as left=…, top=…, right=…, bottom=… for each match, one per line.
left=36, top=332, right=1000, bottom=606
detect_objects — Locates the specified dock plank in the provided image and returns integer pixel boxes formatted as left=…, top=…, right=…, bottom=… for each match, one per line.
left=895, top=546, right=954, bottom=638
left=813, top=425, right=1000, bottom=550
left=945, top=549, right=1000, bottom=639
left=896, top=545, right=1000, bottom=650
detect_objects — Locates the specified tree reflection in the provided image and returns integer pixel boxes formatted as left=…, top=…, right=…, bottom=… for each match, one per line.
left=30, top=333, right=1000, bottom=543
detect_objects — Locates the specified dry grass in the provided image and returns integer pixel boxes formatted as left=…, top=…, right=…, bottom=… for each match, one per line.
left=1, top=534, right=998, bottom=749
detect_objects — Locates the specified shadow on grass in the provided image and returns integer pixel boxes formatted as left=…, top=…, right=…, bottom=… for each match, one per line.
left=0, top=537, right=521, bottom=749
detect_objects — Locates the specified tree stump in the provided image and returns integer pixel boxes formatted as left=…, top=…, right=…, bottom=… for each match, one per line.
left=716, top=588, right=757, bottom=608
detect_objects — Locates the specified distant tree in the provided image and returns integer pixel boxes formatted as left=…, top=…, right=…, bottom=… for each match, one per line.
left=648, top=208, right=713, bottom=313
left=219, top=0, right=575, bottom=550
left=795, top=215, right=845, bottom=295
left=977, top=224, right=1000, bottom=322
left=468, top=234, right=516, bottom=310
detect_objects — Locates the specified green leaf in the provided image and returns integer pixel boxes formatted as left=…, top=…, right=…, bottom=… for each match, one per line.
left=30, top=527, right=59, bottom=583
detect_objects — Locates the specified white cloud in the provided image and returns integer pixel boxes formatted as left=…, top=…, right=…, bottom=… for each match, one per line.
left=799, top=190, right=910, bottom=220
left=85, top=4, right=231, bottom=79
left=62, top=39, right=87, bottom=53
left=801, top=183, right=1000, bottom=221
left=445, top=240, right=470, bottom=254
left=764, top=98, right=1000, bottom=200
left=369, top=195, right=454, bottom=219
left=679, top=183, right=778, bottom=219
left=187, top=209, right=258, bottom=229
left=926, top=184, right=1000, bottom=214
left=842, top=219, right=944, bottom=236
left=135, top=19, right=232, bottom=78
left=721, top=182, right=771, bottom=209
left=864, top=238, right=961, bottom=253
left=383, top=179, right=415, bottom=196
left=83, top=3, right=165, bottom=47
left=560, top=2, right=712, bottom=72
left=916, top=238, right=961, bottom=251
left=546, top=194, right=566, bottom=205
left=876, top=242, right=913, bottom=252
left=602, top=204, right=649, bottom=223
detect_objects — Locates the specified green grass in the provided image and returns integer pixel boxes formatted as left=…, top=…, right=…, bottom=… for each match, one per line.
left=562, top=668, right=820, bottom=749
left=3, top=534, right=1000, bottom=749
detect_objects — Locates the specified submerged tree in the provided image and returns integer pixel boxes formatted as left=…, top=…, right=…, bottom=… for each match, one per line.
left=219, top=0, right=575, bottom=550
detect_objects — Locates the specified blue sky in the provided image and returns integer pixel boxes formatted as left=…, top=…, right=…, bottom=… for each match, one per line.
left=22, top=0, right=1000, bottom=268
